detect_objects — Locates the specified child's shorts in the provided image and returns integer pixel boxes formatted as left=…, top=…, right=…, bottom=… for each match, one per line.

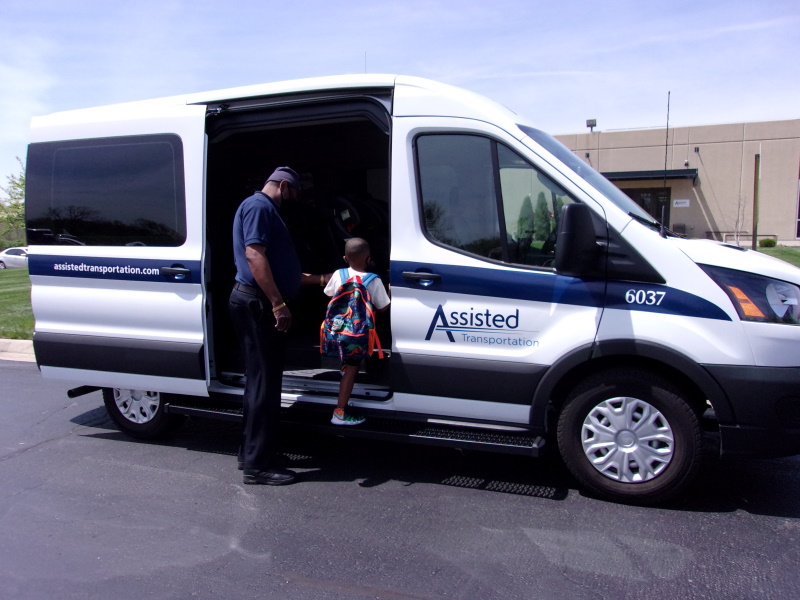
left=340, top=358, right=362, bottom=369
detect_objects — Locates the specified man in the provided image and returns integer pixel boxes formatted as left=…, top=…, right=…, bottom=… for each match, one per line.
left=228, top=166, right=308, bottom=485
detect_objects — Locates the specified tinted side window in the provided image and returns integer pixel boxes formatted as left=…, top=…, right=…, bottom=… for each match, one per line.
left=26, top=135, right=186, bottom=246
left=417, top=135, right=503, bottom=259
left=417, top=134, right=575, bottom=268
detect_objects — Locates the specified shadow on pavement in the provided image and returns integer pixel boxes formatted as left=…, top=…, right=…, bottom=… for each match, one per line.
left=71, top=407, right=571, bottom=501
left=71, top=407, right=800, bottom=516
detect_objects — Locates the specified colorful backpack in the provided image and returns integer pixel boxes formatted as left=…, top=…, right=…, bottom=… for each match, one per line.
left=320, top=268, right=384, bottom=362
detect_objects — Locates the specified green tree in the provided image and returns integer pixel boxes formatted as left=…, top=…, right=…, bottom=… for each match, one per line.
left=0, top=157, right=25, bottom=247
left=534, top=191, right=550, bottom=241
left=552, top=194, right=565, bottom=233
left=516, top=194, right=535, bottom=239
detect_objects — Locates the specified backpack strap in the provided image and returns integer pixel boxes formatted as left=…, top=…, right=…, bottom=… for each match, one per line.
left=339, top=269, right=378, bottom=288
left=369, top=328, right=385, bottom=359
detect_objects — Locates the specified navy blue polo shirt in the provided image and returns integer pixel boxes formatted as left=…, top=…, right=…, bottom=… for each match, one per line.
left=232, top=191, right=301, bottom=300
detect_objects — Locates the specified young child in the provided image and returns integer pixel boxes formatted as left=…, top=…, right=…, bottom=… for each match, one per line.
left=323, top=237, right=390, bottom=425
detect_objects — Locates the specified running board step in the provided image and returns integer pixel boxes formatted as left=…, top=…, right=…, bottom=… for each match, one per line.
left=165, top=400, right=545, bottom=457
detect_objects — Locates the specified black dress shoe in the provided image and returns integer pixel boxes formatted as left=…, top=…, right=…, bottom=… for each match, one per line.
left=242, top=467, right=297, bottom=486
left=239, top=454, right=288, bottom=471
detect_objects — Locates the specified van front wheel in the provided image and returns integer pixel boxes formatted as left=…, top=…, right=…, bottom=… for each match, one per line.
left=557, top=369, right=703, bottom=504
left=102, top=388, right=180, bottom=439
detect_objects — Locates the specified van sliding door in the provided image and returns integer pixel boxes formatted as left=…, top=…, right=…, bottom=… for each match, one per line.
left=26, top=103, right=209, bottom=396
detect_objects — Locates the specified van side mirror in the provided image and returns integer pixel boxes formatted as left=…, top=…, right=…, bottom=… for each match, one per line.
left=555, top=203, right=602, bottom=277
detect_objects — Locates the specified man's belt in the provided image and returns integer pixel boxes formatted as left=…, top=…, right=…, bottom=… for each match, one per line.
left=234, top=282, right=263, bottom=297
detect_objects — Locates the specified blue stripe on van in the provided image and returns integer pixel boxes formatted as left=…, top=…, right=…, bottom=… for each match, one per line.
left=28, top=254, right=201, bottom=284
left=604, top=280, right=730, bottom=321
left=392, top=261, right=731, bottom=321
left=392, top=260, right=605, bottom=306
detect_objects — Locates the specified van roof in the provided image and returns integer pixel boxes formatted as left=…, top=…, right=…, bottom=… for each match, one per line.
left=30, top=74, right=533, bottom=137
left=186, top=73, right=398, bottom=104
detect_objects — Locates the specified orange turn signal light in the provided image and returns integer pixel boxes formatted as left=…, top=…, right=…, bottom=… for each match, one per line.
left=727, top=286, right=765, bottom=318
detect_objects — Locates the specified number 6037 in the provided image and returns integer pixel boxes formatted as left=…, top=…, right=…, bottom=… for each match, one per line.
left=625, top=289, right=666, bottom=306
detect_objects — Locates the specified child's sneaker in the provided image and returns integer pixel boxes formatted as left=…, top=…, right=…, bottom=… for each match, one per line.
left=331, top=408, right=366, bottom=426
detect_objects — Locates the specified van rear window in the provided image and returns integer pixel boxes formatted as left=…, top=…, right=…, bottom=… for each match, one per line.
left=26, top=135, right=186, bottom=246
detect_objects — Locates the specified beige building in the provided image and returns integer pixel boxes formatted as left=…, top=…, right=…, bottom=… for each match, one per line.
left=556, top=119, right=800, bottom=245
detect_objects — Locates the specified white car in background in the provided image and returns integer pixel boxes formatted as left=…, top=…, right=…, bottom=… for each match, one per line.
left=0, top=247, right=28, bottom=269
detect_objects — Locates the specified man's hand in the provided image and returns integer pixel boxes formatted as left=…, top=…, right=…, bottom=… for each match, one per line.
left=274, top=305, right=291, bottom=332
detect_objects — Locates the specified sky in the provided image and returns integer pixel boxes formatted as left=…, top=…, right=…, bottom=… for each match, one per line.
left=1, top=0, right=799, bottom=185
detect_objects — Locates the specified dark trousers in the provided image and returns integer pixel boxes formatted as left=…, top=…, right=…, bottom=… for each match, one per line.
left=229, top=285, right=287, bottom=471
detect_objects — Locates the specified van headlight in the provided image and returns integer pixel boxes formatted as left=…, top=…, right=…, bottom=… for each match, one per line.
left=702, top=265, right=800, bottom=325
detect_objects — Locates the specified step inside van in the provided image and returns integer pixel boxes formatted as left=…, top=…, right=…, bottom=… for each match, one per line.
left=25, top=75, right=800, bottom=504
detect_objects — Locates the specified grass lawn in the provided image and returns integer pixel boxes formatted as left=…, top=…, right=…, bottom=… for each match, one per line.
left=0, top=268, right=34, bottom=340
left=758, top=246, right=800, bottom=269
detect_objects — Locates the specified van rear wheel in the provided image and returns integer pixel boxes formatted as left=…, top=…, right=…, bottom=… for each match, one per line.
left=557, top=369, right=703, bottom=505
left=102, top=388, right=180, bottom=439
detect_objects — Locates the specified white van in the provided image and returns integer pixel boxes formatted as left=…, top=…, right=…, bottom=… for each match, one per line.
left=25, top=75, right=800, bottom=503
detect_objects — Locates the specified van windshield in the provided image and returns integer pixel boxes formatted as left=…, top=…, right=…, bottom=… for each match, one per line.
left=517, top=125, right=652, bottom=223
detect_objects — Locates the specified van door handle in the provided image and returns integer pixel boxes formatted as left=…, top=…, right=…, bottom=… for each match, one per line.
left=401, top=271, right=441, bottom=282
left=160, top=265, right=191, bottom=280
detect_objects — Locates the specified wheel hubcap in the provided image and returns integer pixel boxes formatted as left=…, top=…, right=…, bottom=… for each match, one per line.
left=114, top=389, right=160, bottom=424
left=581, top=396, right=674, bottom=483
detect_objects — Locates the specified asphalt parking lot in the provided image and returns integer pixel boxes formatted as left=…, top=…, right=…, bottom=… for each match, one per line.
left=2, top=357, right=800, bottom=600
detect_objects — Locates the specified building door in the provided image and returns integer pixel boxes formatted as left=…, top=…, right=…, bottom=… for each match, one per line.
left=623, top=187, right=671, bottom=225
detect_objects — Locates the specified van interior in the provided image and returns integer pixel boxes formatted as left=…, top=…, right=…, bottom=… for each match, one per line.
left=204, top=96, right=393, bottom=399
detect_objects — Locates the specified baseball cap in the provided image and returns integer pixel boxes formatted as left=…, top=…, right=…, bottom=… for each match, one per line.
left=266, top=166, right=301, bottom=190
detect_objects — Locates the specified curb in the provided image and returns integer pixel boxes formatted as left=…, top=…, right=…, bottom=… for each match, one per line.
left=0, top=339, right=36, bottom=362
